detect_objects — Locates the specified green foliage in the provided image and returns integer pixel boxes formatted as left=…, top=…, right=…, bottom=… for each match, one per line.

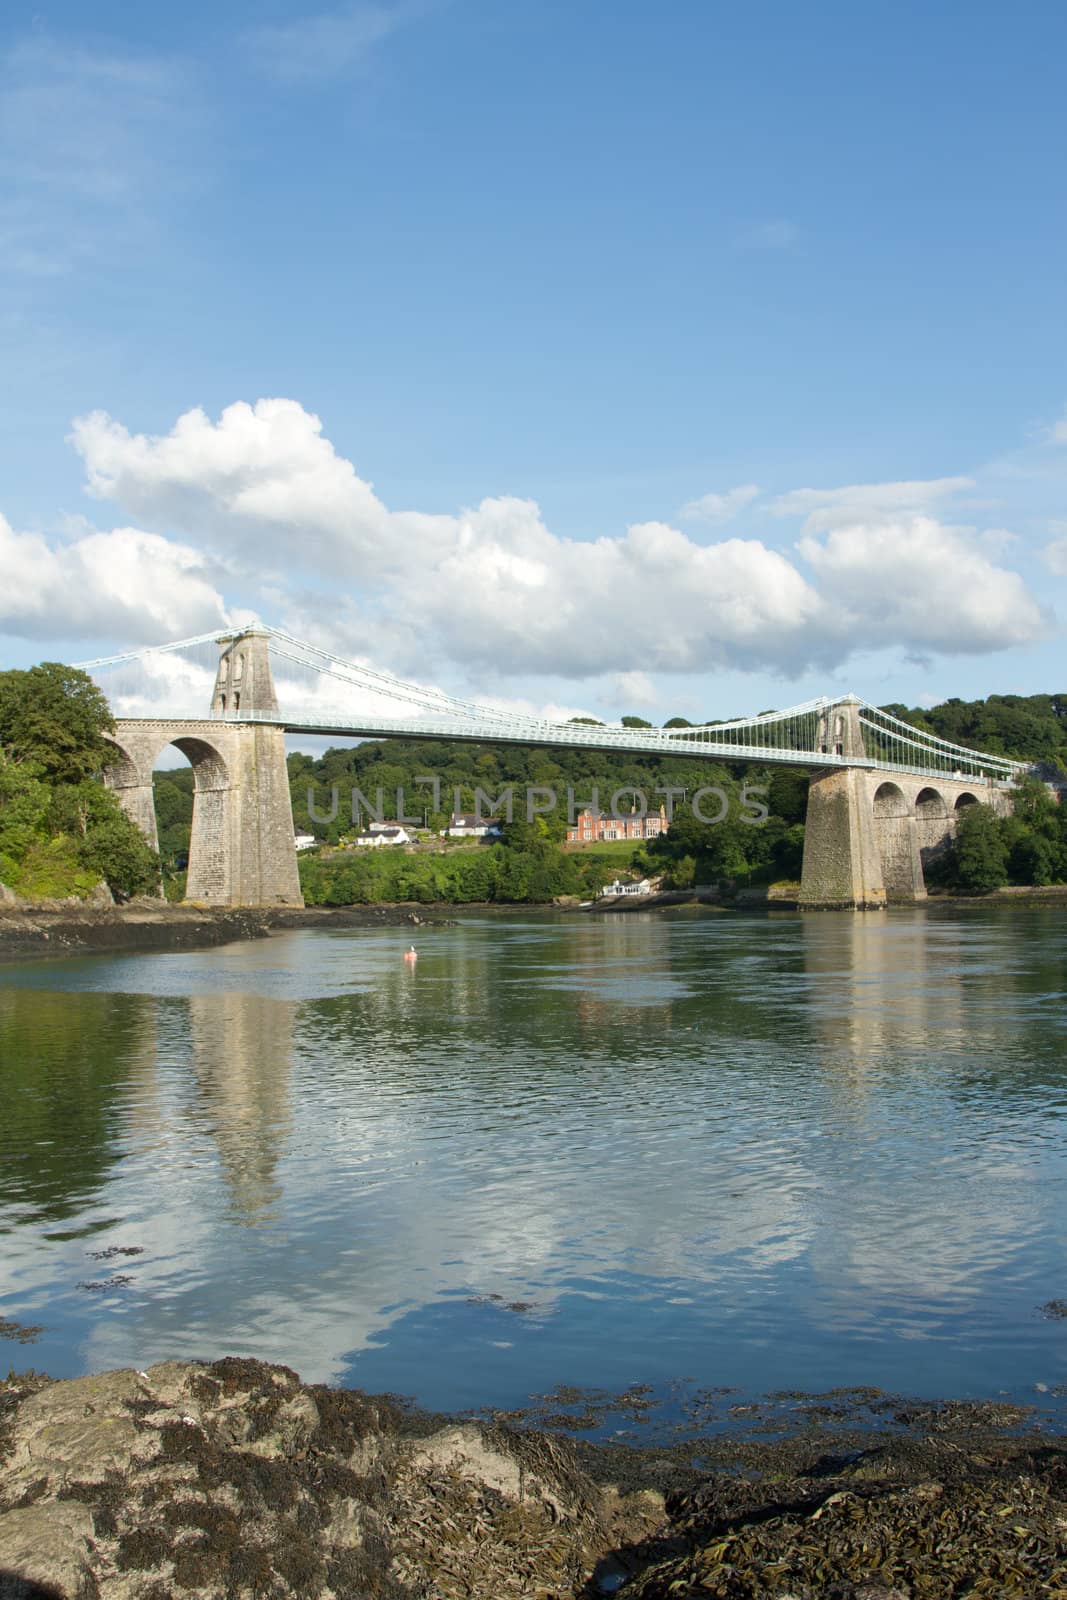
left=888, top=692, right=1067, bottom=770
left=0, top=761, right=53, bottom=867
left=0, top=662, right=116, bottom=783
left=56, top=783, right=161, bottom=900
left=153, top=768, right=195, bottom=865
left=0, top=665, right=159, bottom=902
left=767, top=769, right=809, bottom=826
left=297, top=834, right=633, bottom=907
left=1, top=836, right=101, bottom=901
left=953, top=804, right=1010, bottom=893
left=928, top=778, right=1067, bottom=893
left=664, top=853, right=697, bottom=890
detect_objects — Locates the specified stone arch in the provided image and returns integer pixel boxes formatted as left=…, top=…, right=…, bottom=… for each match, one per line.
left=914, top=786, right=953, bottom=872
left=873, top=781, right=908, bottom=818
left=165, top=735, right=229, bottom=787
left=105, top=730, right=233, bottom=902
left=915, top=786, right=948, bottom=818
left=102, top=734, right=144, bottom=792
left=102, top=734, right=160, bottom=862
left=109, top=717, right=300, bottom=907
left=158, top=736, right=231, bottom=904
left=955, top=791, right=980, bottom=811
left=872, top=780, right=923, bottom=900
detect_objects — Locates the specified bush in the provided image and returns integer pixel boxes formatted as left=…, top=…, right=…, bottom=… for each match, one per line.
left=954, top=805, right=1010, bottom=894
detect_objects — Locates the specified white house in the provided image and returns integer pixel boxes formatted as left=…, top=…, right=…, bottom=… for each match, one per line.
left=445, top=812, right=503, bottom=839
left=294, top=834, right=318, bottom=851
left=598, top=877, right=652, bottom=898
left=352, top=826, right=412, bottom=849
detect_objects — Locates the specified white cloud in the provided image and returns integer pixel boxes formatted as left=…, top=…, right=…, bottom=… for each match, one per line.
left=978, top=527, right=1019, bottom=554
left=798, top=517, right=1049, bottom=655
left=245, top=1, right=428, bottom=84
left=414, top=512, right=826, bottom=676
left=606, top=670, right=659, bottom=711
left=0, top=512, right=229, bottom=643
left=772, top=477, right=975, bottom=533
left=679, top=484, right=760, bottom=523
left=1050, top=408, right=1067, bottom=444
left=66, top=398, right=1052, bottom=682
left=1043, top=538, right=1067, bottom=577
left=71, top=400, right=408, bottom=578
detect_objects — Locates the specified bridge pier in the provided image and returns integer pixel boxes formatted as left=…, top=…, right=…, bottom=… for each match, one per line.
left=799, top=769, right=888, bottom=910
left=799, top=768, right=1005, bottom=910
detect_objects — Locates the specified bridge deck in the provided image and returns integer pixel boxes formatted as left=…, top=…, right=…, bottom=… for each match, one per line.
left=114, top=712, right=1017, bottom=786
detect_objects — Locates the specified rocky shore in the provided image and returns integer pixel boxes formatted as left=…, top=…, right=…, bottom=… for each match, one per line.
left=1, top=1360, right=1066, bottom=1598
left=0, top=903, right=463, bottom=966
left=2, top=886, right=1065, bottom=967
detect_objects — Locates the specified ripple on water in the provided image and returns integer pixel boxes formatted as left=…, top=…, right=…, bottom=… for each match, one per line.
left=1, top=909, right=1067, bottom=1409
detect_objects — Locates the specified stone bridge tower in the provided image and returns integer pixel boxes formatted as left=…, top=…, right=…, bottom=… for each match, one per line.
left=798, top=695, right=1009, bottom=910
left=210, top=629, right=279, bottom=718
left=106, top=630, right=303, bottom=908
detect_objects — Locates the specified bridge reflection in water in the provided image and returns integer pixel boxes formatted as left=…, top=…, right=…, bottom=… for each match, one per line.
left=3, top=908, right=1064, bottom=1409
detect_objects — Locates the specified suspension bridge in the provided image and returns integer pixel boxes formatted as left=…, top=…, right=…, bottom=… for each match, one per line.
left=76, top=627, right=1028, bottom=912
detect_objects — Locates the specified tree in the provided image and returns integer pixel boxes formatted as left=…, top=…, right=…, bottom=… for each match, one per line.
left=0, top=760, right=52, bottom=869
left=48, top=781, right=160, bottom=900
left=621, top=715, right=653, bottom=729
left=954, top=804, right=1009, bottom=893
left=0, top=663, right=116, bottom=783
left=663, top=717, right=692, bottom=729
left=767, top=769, right=809, bottom=826
left=1005, top=826, right=1055, bottom=887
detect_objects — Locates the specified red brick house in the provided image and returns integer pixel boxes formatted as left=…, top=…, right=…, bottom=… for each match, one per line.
left=565, top=804, right=668, bottom=844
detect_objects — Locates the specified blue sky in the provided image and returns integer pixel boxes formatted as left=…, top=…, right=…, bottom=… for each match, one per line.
left=3, top=0, right=1067, bottom=725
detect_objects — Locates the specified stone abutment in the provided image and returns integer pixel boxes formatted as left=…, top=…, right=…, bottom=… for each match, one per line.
left=105, top=719, right=303, bottom=909
left=799, top=768, right=1009, bottom=910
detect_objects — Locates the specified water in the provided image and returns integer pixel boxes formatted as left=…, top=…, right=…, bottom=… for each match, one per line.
left=2, top=907, right=1066, bottom=1425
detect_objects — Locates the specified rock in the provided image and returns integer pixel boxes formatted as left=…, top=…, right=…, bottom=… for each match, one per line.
left=0, top=1360, right=614, bottom=1600
left=0, top=1504, right=93, bottom=1597
left=412, top=1422, right=591, bottom=1521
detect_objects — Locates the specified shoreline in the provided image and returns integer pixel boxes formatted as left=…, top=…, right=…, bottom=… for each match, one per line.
left=2, top=884, right=1067, bottom=965
left=1, top=1357, right=1065, bottom=1597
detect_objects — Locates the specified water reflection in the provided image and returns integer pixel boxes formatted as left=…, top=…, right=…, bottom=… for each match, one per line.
left=183, top=993, right=294, bottom=1225
left=1, top=910, right=1066, bottom=1407
left=801, top=912, right=968, bottom=1070
left=0, top=986, right=156, bottom=1226
left=797, top=912, right=1056, bottom=1337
